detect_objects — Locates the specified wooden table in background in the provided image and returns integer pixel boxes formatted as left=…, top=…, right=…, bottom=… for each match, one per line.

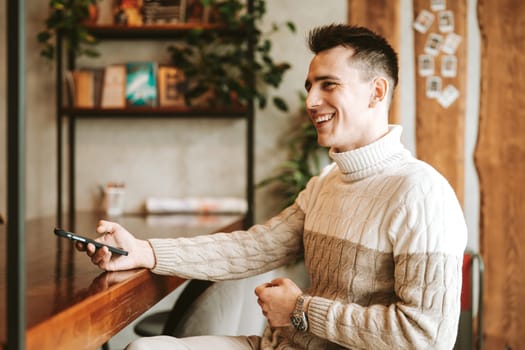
left=0, top=212, right=244, bottom=350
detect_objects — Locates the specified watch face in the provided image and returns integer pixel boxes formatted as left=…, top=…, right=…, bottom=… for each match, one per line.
left=291, top=313, right=308, bottom=332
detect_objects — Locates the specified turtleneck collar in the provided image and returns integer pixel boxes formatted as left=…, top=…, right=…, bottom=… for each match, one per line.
left=328, top=125, right=410, bottom=182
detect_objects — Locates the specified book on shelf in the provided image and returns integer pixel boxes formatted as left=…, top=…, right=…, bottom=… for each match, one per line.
left=101, top=64, right=127, bottom=108
left=143, top=0, right=186, bottom=25
left=66, top=68, right=104, bottom=108
left=185, top=0, right=204, bottom=23
left=158, top=65, right=186, bottom=107
left=125, top=61, right=158, bottom=107
left=185, top=0, right=223, bottom=23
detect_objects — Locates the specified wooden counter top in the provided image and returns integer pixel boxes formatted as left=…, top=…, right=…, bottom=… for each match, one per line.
left=0, top=212, right=244, bottom=349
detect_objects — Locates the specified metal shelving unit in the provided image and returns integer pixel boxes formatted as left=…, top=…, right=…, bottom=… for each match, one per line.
left=56, top=21, right=255, bottom=230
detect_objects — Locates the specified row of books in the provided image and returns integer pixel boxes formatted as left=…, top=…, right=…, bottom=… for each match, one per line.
left=113, top=0, right=221, bottom=26
left=67, top=62, right=186, bottom=108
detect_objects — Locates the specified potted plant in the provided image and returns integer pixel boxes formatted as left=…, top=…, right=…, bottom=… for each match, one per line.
left=168, top=0, right=296, bottom=111
left=37, top=0, right=100, bottom=60
left=38, top=0, right=294, bottom=112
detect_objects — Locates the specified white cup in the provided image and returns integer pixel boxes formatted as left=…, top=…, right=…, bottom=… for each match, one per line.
left=104, top=187, right=126, bottom=216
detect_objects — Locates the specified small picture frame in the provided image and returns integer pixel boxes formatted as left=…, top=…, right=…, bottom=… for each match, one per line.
left=441, top=33, right=462, bottom=55
left=441, top=55, right=458, bottom=78
left=419, top=54, right=435, bottom=77
left=438, top=84, right=459, bottom=108
left=424, top=33, right=444, bottom=56
left=426, top=76, right=442, bottom=99
left=414, top=9, right=435, bottom=33
left=431, top=0, right=446, bottom=11
left=438, top=10, right=454, bottom=33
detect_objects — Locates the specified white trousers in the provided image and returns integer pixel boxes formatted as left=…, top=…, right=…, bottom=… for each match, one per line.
left=126, top=335, right=261, bottom=350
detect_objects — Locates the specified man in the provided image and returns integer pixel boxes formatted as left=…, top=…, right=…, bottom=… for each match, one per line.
left=82, top=24, right=467, bottom=349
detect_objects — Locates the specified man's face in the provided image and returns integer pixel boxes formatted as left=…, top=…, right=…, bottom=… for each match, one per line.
left=305, top=46, right=376, bottom=153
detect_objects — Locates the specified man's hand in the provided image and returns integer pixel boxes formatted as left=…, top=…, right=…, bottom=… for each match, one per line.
left=254, top=277, right=303, bottom=328
left=76, top=220, right=155, bottom=271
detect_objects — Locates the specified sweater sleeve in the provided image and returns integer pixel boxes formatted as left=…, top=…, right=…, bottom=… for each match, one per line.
left=148, top=203, right=305, bottom=280
left=305, top=176, right=467, bottom=349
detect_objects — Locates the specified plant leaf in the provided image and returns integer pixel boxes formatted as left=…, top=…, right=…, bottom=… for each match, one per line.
left=273, top=97, right=288, bottom=112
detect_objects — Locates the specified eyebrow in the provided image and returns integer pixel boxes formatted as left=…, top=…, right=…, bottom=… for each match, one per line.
left=304, top=75, right=340, bottom=90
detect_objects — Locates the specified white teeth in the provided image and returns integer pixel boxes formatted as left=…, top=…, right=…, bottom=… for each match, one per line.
left=315, top=114, right=334, bottom=123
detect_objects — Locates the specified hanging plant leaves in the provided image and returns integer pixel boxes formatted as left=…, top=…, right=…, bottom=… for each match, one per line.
left=38, top=0, right=100, bottom=60
left=167, top=0, right=296, bottom=111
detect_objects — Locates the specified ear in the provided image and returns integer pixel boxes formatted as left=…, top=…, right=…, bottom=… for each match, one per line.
left=369, top=77, right=388, bottom=108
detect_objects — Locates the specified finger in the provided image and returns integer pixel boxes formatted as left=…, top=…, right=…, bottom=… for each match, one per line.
left=85, top=242, right=98, bottom=257
left=75, top=241, right=86, bottom=252
left=254, top=282, right=274, bottom=296
left=257, top=298, right=268, bottom=316
left=270, top=277, right=290, bottom=286
left=270, top=278, right=283, bottom=285
left=96, top=220, right=116, bottom=235
left=92, top=246, right=111, bottom=269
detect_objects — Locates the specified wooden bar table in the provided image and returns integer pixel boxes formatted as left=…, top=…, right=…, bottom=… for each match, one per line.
left=0, top=212, right=244, bottom=350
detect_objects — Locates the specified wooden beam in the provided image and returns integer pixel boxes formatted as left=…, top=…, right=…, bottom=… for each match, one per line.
left=413, top=0, right=467, bottom=204
left=475, top=0, right=525, bottom=348
left=347, top=0, right=401, bottom=124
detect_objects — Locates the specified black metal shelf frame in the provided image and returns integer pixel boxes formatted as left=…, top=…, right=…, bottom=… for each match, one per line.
left=56, top=8, right=255, bottom=229
left=6, top=1, right=26, bottom=348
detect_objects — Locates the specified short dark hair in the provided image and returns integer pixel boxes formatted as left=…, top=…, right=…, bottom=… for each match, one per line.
left=308, top=24, right=399, bottom=102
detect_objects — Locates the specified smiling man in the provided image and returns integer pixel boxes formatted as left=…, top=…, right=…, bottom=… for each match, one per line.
left=304, top=27, right=397, bottom=153
left=82, top=24, right=467, bottom=350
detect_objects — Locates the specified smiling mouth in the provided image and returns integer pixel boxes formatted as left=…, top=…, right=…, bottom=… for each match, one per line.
left=314, top=113, right=334, bottom=125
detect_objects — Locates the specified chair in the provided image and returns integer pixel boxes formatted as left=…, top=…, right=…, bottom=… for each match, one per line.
left=134, top=279, right=214, bottom=336
left=134, top=263, right=308, bottom=338
left=454, top=251, right=484, bottom=350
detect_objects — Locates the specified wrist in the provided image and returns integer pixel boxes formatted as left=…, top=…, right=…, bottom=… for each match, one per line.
left=138, top=239, right=156, bottom=269
left=290, top=294, right=311, bottom=332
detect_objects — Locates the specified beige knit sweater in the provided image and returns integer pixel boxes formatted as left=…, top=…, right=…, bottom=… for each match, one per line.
left=149, top=125, right=467, bottom=349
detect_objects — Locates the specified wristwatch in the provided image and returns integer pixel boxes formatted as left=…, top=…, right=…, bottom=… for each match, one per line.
left=290, top=294, right=310, bottom=332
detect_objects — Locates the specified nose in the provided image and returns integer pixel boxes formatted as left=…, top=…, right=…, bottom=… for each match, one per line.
left=305, top=88, right=321, bottom=110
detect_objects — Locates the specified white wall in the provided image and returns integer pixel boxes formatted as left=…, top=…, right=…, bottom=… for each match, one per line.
left=0, top=0, right=479, bottom=250
left=255, top=0, right=348, bottom=221
left=464, top=0, right=481, bottom=251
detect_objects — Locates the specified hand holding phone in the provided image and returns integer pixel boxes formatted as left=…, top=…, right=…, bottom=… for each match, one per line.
left=54, top=228, right=129, bottom=256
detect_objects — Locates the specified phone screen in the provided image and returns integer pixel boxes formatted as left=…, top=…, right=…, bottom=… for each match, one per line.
left=54, top=228, right=128, bottom=256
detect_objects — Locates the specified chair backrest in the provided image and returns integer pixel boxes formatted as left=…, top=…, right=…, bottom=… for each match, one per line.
left=455, top=251, right=484, bottom=350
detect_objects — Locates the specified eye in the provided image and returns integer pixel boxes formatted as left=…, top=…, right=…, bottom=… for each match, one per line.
left=321, top=81, right=337, bottom=90
left=304, top=81, right=312, bottom=92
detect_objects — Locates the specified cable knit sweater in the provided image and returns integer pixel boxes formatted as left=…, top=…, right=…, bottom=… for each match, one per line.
left=149, top=125, right=467, bottom=349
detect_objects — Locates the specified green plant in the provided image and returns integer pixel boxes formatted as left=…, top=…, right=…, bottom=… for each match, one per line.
left=258, top=93, right=328, bottom=208
left=168, top=0, right=296, bottom=111
left=37, top=0, right=100, bottom=60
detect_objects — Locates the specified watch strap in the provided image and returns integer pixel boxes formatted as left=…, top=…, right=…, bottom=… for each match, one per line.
left=290, top=294, right=311, bottom=332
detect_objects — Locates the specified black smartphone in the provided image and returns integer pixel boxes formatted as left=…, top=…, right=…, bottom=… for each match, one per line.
left=54, top=228, right=128, bottom=256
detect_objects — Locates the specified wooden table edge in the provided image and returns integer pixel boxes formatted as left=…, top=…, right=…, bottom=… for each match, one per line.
left=25, top=215, right=245, bottom=349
